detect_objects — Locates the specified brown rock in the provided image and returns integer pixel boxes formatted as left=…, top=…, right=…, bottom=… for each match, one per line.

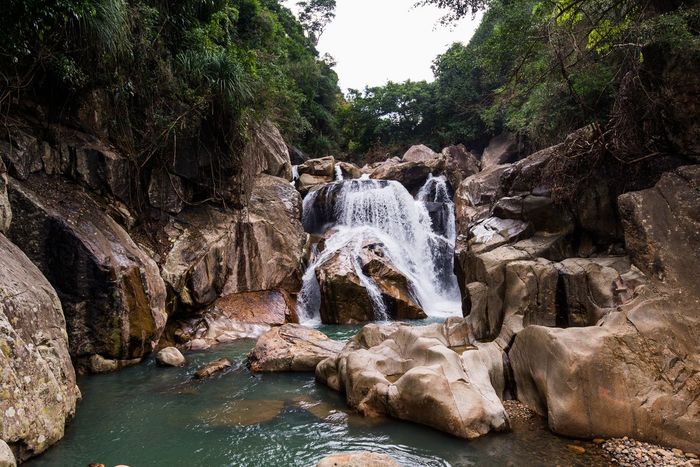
left=316, top=322, right=510, bottom=439
left=7, top=176, right=167, bottom=369
left=248, top=324, right=344, bottom=372
left=315, top=238, right=426, bottom=324
left=618, top=165, right=700, bottom=290
left=402, top=144, right=438, bottom=163
left=163, top=290, right=297, bottom=349
left=147, top=168, right=188, bottom=215
left=193, top=358, right=232, bottom=379
left=0, top=159, right=10, bottom=233
left=442, top=144, right=480, bottom=177
left=201, top=400, right=285, bottom=426
left=336, top=161, right=363, bottom=179
left=481, top=132, right=524, bottom=168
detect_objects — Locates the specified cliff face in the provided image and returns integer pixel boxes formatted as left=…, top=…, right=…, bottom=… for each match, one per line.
left=0, top=109, right=306, bottom=461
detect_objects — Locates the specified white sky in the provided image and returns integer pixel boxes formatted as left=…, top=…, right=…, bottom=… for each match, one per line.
left=284, top=0, right=482, bottom=92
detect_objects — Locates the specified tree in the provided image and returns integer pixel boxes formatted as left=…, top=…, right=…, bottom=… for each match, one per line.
left=297, top=0, right=336, bottom=45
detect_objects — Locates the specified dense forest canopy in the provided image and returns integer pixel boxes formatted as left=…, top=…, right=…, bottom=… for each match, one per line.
left=1, top=0, right=698, bottom=166
left=0, top=0, right=342, bottom=161
left=340, top=0, right=700, bottom=160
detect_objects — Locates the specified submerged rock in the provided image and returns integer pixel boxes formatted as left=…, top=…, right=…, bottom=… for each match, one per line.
left=248, top=324, right=344, bottom=372
left=316, top=451, right=399, bottom=467
left=7, top=176, right=167, bottom=370
left=0, top=234, right=79, bottom=462
left=156, top=347, right=186, bottom=367
left=193, top=358, right=232, bottom=379
left=201, top=400, right=285, bottom=427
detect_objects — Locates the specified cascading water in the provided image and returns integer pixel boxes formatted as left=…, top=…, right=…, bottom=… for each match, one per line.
left=334, top=163, right=344, bottom=181
left=296, top=174, right=461, bottom=324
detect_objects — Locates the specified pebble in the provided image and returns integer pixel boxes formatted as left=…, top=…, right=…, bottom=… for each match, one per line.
left=567, top=444, right=586, bottom=455
left=602, top=438, right=697, bottom=467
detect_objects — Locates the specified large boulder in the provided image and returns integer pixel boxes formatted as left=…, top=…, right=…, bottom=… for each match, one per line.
left=618, top=165, right=700, bottom=291
left=223, top=174, right=307, bottom=295
left=7, top=176, right=167, bottom=371
left=245, top=120, right=293, bottom=181
left=370, top=156, right=461, bottom=196
left=0, top=159, right=10, bottom=233
left=297, top=156, right=336, bottom=194
left=442, top=144, right=480, bottom=178
left=0, top=234, right=80, bottom=462
left=316, top=321, right=510, bottom=439
left=315, top=238, right=426, bottom=324
left=0, top=441, right=15, bottom=467
left=480, top=132, right=524, bottom=168
left=160, top=174, right=306, bottom=313
left=454, top=165, right=510, bottom=233
left=248, top=324, right=344, bottom=372
left=163, top=290, right=297, bottom=349
left=159, top=206, right=237, bottom=311
left=510, top=294, right=700, bottom=452
left=147, top=168, right=188, bottom=215
left=402, top=144, right=438, bottom=163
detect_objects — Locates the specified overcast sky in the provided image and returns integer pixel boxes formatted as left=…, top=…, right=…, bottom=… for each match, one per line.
left=284, top=0, right=482, bottom=92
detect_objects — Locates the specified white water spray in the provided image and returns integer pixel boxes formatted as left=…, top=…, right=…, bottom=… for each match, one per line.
left=296, top=176, right=461, bottom=324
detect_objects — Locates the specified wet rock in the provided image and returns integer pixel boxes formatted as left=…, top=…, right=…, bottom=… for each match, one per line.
left=0, top=159, right=10, bottom=233
left=336, top=161, right=362, bottom=179
left=0, top=128, right=44, bottom=180
left=248, top=324, right=344, bottom=372
left=618, top=165, right=700, bottom=290
left=317, top=451, right=399, bottom=467
left=0, top=234, right=79, bottom=462
left=442, top=144, right=480, bottom=178
left=402, top=144, right=438, bottom=163
left=147, top=168, right=188, bottom=215
left=7, top=176, right=167, bottom=368
left=315, top=238, right=426, bottom=324
left=602, top=438, right=699, bottom=467
left=480, top=132, right=524, bottom=168
left=298, top=173, right=333, bottom=195
left=164, top=290, right=296, bottom=349
left=156, top=347, right=186, bottom=367
left=299, top=156, right=336, bottom=178
left=193, top=358, right=232, bottom=379
left=87, top=355, right=140, bottom=373
left=0, top=441, right=15, bottom=467
left=317, top=322, right=510, bottom=439
left=288, top=145, right=309, bottom=165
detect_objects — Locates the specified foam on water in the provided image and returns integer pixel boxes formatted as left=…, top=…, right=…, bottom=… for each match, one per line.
left=297, top=175, right=461, bottom=323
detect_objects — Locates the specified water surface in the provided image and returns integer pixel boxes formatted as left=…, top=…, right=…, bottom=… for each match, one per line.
left=29, top=327, right=609, bottom=467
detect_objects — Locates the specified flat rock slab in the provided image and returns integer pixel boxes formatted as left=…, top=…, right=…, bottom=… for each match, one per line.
left=248, top=324, right=344, bottom=372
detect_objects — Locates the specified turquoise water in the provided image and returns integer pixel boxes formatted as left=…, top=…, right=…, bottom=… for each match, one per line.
left=28, top=325, right=608, bottom=467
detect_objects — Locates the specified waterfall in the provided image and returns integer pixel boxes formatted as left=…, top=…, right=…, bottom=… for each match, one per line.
left=334, top=163, right=344, bottom=181
left=296, top=175, right=461, bottom=324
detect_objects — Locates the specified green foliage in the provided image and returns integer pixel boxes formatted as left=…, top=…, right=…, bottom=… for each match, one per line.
left=341, top=0, right=700, bottom=158
left=0, top=0, right=341, bottom=162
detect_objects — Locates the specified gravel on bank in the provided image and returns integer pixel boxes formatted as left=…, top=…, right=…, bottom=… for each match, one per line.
left=602, top=437, right=699, bottom=466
